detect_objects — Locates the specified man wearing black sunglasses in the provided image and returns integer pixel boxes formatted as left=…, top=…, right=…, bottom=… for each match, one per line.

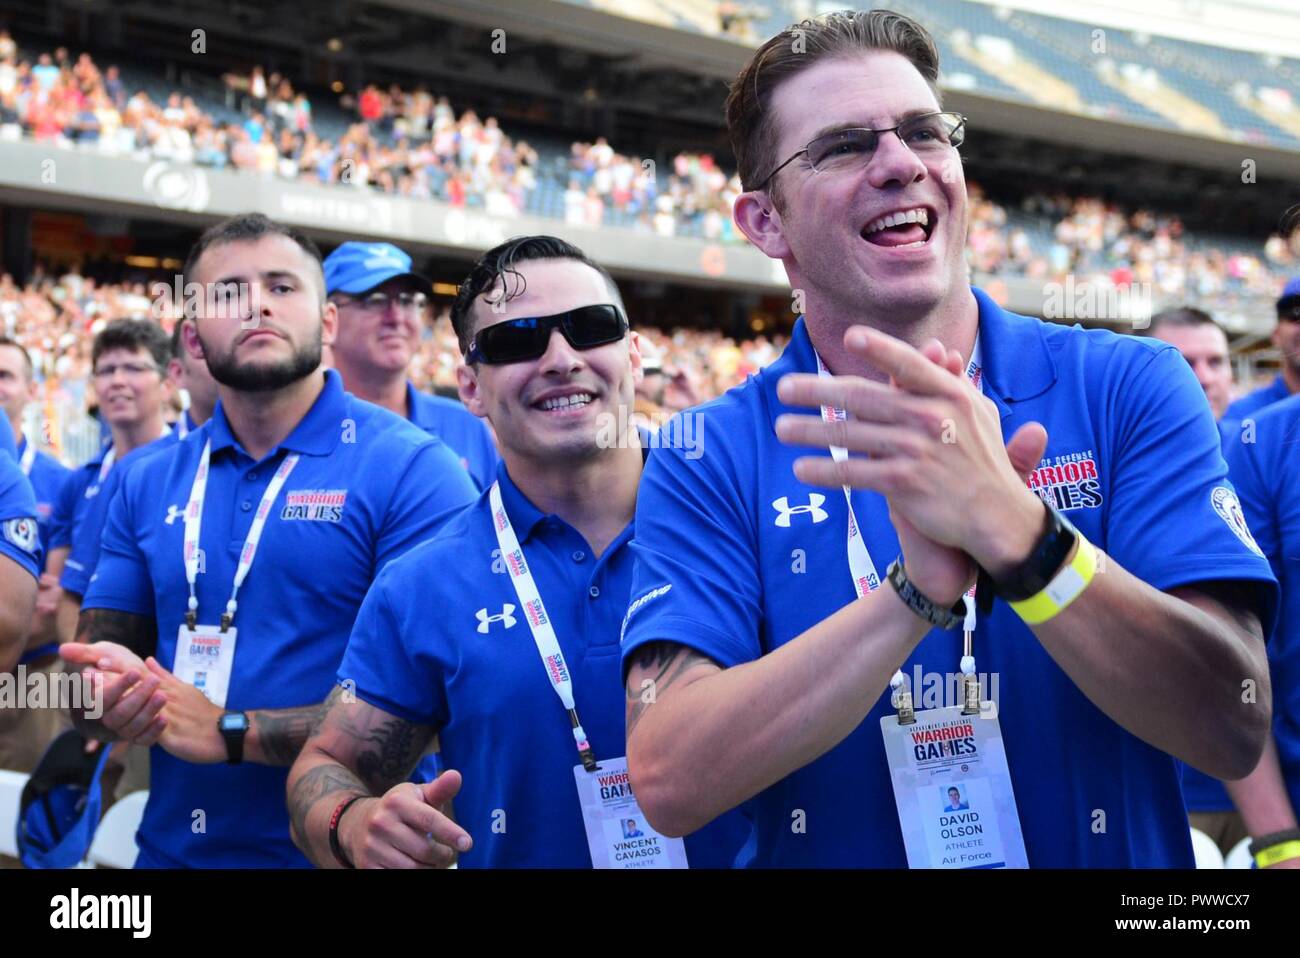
left=620, top=10, right=1275, bottom=870
left=289, top=235, right=750, bottom=868
left=1224, top=277, right=1300, bottom=424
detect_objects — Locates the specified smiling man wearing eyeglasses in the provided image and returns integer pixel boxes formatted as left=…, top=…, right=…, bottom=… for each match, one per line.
left=323, top=241, right=499, bottom=490
left=619, top=10, right=1277, bottom=869
left=288, top=235, right=751, bottom=868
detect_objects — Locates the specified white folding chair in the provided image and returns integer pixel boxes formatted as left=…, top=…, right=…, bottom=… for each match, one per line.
left=1190, top=827, right=1225, bottom=869
left=1225, top=836, right=1253, bottom=869
left=87, top=790, right=148, bottom=869
left=0, top=769, right=29, bottom=858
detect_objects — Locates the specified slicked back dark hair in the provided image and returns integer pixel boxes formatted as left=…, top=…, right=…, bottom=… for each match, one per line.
left=449, top=235, right=625, bottom=358
left=726, top=9, right=942, bottom=210
left=181, top=212, right=325, bottom=300
left=92, top=318, right=172, bottom=372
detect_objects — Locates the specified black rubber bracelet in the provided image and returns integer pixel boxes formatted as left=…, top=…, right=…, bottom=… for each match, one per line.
left=329, top=795, right=366, bottom=869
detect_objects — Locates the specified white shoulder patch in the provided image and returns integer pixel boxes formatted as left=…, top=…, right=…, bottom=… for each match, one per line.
left=621, top=584, right=673, bottom=645
left=1210, top=487, right=1264, bottom=558
left=2, top=516, right=38, bottom=555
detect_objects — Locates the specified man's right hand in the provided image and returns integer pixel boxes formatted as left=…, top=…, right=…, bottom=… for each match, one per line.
left=341, top=770, right=472, bottom=869
left=60, top=640, right=167, bottom=745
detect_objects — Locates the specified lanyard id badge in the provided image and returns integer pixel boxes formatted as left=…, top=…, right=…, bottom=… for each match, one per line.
left=880, top=704, right=1028, bottom=868
left=175, top=440, right=299, bottom=708
left=572, top=757, right=689, bottom=869
left=173, top=623, right=237, bottom=709
left=817, top=336, right=1027, bottom=867
left=488, top=482, right=689, bottom=869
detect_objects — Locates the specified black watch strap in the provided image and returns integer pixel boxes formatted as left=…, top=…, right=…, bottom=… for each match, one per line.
left=219, top=712, right=248, bottom=765
left=887, top=559, right=965, bottom=631
left=985, top=503, right=1077, bottom=602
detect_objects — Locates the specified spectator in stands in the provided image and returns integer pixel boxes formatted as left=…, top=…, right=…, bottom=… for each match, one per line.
left=1224, top=277, right=1300, bottom=422
left=324, top=241, right=499, bottom=490
left=1148, top=306, right=1234, bottom=419
left=52, top=319, right=175, bottom=641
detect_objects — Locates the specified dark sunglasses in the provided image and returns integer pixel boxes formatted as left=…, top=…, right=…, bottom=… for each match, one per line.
left=466, top=304, right=628, bottom=364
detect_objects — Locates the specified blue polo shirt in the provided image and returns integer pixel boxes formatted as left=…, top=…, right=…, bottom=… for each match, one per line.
left=1224, top=374, right=1292, bottom=424
left=339, top=460, right=751, bottom=868
left=61, top=431, right=179, bottom=598
left=0, top=416, right=15, bottom=460
left=15, top=435, right=71, bottom=570
left=82, top=370, right=478, bottom=868
left=1180, top=422, right=1244, bottom=814
left=0, top=450, right=41, bottom=581
left=621, top=287, right=1278, bottom=868
left=47, top=442, right=114, bottom=556
left=1223, top=393, right=1300, bottom=817
left=406, top=382, right=499, bottom=490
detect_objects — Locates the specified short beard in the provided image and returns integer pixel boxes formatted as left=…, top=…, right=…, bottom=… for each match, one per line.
left=202, top=329, right=323, bottom=393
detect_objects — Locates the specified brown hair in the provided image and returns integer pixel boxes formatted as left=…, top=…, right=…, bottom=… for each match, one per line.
left=725, top=9, right=942, bottom=208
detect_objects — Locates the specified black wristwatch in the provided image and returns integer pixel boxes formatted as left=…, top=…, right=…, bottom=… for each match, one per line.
left=218, top=711, right=250, bottom=765
left=984, top=502, right=1078, bottom=602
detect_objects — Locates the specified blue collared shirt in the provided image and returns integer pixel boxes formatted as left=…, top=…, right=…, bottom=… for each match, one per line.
left=1223, top=393, right=1300, bottom=817
left=14, top=435, right=70, bottom=571
left=406, top=382, right=499, bottom=491
left=339, top=460, right=751, bottom=868
left=621, top=287, right=1278, bottom=868
left=60, top=431, right=178, bottom=598
left=1224, top=374, right=1293, bottom=425
left=0, top=450, right=40, bottom=580
left=82, top=369, right=478, bottom=868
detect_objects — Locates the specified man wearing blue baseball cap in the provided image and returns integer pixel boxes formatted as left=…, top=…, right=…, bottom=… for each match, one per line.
left=324, top=241, right=499, bottom=490
left=1224, top=277, right=1300, bottom=423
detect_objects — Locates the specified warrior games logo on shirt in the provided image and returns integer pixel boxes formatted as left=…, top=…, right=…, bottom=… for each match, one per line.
left=1026, top=450, right=1103, bottom=511
left=281, top=489, right=347, bottom=522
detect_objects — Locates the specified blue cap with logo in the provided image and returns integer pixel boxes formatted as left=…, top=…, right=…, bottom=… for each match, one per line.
left=323, top=242, right=432, bottom=296
left=17, top=728, right=114, bottom=869
left=1279, top=276, right=1300, bottom=311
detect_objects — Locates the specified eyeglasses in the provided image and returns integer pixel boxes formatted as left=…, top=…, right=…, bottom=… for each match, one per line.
left=92, top=362, right=161, bottom=379
left=466, top=304, right=628, bottom=365
left=335, top=291, right=429, bottom=312
left=755, top=111, right=967, bottom=191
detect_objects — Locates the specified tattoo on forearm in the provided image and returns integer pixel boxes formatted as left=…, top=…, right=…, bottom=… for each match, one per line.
left=355, top=716, right=425, bottom=793
left=625, top=642, right=715, bottom=737
left=287, top=762, right=367, bottom=848
left=253, top=704, right=325, bottom=766
left=75, top=607, right=158, bottom=659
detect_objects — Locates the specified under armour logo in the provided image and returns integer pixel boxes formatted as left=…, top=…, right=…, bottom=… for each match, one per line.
left=772, top=494, right=829, bottom=527
left=165, top=504, right=184, bottom=525
left=476, top=604, right=517, bottom=633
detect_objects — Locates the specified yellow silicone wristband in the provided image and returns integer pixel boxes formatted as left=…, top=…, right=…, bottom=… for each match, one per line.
left=1009, top=533, right=1097, bottom=626
left=1255, top=839, right=1300, bottom=868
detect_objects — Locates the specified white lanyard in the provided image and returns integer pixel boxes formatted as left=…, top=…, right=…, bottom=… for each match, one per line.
left=177, top=390, right=191, bottom=439
left=182, top=439, right=299, bottom=632
left=488, top=481, right=598, bottom=771
left=813, top=335, right=984, bottom=704
left=18, top=437, right=35, bottom=476
left=95, top=422, right=171, bottom=485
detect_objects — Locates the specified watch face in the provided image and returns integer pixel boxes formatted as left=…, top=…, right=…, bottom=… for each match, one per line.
left=219, top=713, right=248, bottom=733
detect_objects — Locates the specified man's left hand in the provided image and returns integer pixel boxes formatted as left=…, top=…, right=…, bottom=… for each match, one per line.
left=144, top=656, right=226, bottom=764
left=775, top=325, right=1048, bottom=576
